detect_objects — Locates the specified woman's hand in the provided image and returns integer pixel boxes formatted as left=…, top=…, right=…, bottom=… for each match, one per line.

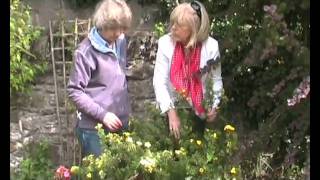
left=102, top=112, right=123, bottom=132
left=206, top=108, right=218, bottom=123
left=167, top=109, right=181, bottom=139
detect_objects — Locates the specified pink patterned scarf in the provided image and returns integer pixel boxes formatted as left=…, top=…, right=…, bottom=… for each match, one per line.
left=170, top=42, right=205, bottom=116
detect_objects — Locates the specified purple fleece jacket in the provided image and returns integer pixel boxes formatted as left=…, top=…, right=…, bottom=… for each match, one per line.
left=67, top=34, right=131, bottom=130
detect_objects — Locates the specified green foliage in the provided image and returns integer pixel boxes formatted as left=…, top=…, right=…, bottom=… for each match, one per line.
left=11, top=141, right=55, bottom=180
left=206, top=0, right=309, bottom=178
left=71, top=104, right=241, bottom=179
left=152, top=0, right=309, bottom=178
left=153, top=22, right=166, bottom=38
left=10, top=0, right=47, bottom=96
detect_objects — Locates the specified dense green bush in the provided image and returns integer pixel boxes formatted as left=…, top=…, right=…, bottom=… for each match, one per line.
left=11, top=141, right=55, bottom=180
left=152, top=0, right=309, bottom=178
left=208, top=0, right=309, bottom=178
left=10, top=0, right=46, bottom=96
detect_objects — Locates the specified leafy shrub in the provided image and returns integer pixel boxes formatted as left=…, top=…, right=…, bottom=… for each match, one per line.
left=11, top=141, right=55, bottom=180
left=153, top=22, right=166, bottom=38
left=151, top=0, right=309, bottom=178
left=68, top=104, right=241, bottom=179
left=10, top=0, right=46, bottom=96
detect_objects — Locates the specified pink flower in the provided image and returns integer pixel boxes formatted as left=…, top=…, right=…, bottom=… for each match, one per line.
left=287, top=76, right=310, bottom=107
left=63, top=170, right=71, bottom=180
left=55, top=165, right=71, bottom=180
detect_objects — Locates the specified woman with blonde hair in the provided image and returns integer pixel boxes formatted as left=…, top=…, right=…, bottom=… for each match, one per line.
left=153, top=1, right=223, bottom=139
left=67, top=0, right=132, bottom=157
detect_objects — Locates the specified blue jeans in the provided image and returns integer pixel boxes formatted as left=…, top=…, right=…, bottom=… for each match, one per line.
left=75, top=127, right=104, bottom=157
left=75, top=124, right=129, bottom=157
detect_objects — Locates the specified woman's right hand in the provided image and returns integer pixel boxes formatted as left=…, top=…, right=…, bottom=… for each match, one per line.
left=102, top=112, right=123, bottom=132
left=167, top=109, right=181, bottom=139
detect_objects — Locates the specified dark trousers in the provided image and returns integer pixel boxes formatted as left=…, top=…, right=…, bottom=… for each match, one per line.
left=189, top=109, right=206, bottom=139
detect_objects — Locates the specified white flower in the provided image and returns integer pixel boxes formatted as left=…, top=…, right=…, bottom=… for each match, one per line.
left=139, top=157, right=156, bottom=173
left=126, top=137, right=133, bottom=143
left=136, top=141, right=142, bottom=146
left=144, top=142, right=151, bottom=148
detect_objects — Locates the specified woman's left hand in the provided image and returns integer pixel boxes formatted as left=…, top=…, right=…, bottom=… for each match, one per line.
left=206, top=108, right=218, bottom=123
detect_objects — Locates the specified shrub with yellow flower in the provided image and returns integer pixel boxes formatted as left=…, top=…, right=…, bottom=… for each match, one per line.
left=139, top=157, right=157, bottom=173
left=196, top=140, right=202, bottom=146
left=224, top=124, right=236, bottom=132
left=66, top=105, right=242, bottom=179
left=199, top=167, right=206, bottom=175
left=230, top=167, right=237, bottom=175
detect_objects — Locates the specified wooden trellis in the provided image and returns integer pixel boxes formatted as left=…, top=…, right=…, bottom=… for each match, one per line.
left=49, top=18, right=92, bottom=166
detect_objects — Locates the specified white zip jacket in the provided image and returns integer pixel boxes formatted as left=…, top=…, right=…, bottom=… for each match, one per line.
left=153, top=34, right=223, bottom=114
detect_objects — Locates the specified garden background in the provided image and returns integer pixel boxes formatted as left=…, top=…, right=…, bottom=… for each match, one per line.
left=10, top=0, right=309, bottom=179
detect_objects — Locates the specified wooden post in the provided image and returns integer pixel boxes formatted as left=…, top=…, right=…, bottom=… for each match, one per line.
left=49, top=20, right=64, bottom=164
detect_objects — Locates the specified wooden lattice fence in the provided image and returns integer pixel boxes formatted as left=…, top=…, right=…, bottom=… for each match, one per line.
left=49, top=18, right=92, bottom=166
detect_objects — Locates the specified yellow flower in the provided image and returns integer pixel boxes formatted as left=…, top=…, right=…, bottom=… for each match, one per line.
left=230, top=167, right=237, bottom=175
left=96, top=159, right=103, bottom=169
left=140, top=157, right=157, bottom=173
left=190, top=139, right=194, bottom=143
left=70, top=166, right=79, bottom=174
left=196, top=140, right=202, bottom=146
left=175, top=147, right=187, bottom=156
left=123, top=132, right=131, bottom=137
left=96, top=123, right=103, bottom=129
left=86, top=172, right=92, bottom=179
left=227, top=141, right=232, bottom=148
left=213, top=133, right=217, bottom=139
left=99, top=170, right=106, bottom=179
left=180, top=89, right=188, bottom=98
left=199, top=167, right=205, bottom=174
left=146, top=167, right=154, bottom=173
left=180, top=147, right=186, bottom=152
left=162, top=150, right=172, bottom=156
left=224, top=125, right=235, bottom=132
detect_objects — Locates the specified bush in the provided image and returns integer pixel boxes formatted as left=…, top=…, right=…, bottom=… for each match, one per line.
left=152, top=0, right=309, bottom=178
left=10, top=0, right=47, bottom=96
left=11, top=141, right=55, bottom=180
left=69, top=105, right=241, bottom=179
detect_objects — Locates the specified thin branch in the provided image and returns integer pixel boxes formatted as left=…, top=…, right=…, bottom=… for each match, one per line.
left=15, top=45, right=36, bottom=59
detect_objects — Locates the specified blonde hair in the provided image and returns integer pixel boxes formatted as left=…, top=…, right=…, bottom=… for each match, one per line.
left=169, top=1, right=210, bottom=48
left=93, top=0, right=132, bottom=30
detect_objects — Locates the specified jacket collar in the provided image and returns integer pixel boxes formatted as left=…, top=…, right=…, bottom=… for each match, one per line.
left=88, top=26, right=118, bottom=57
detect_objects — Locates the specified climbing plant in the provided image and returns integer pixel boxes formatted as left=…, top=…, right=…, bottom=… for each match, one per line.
left=10, top=0, right=46, bottom=96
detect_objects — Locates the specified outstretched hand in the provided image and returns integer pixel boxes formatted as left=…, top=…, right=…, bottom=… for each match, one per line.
left=206, top=107, right=218, bottom=123
left=102, top=112, right=123, bottom=132
left=167, top=109, right=181, bottom=139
